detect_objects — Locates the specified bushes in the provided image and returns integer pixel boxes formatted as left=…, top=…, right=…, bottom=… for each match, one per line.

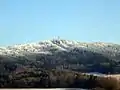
left=1, top=68, right=120, bottom=89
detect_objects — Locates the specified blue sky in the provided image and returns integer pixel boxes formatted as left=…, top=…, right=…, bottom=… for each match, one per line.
left=0, top=0, right=120, bottom=46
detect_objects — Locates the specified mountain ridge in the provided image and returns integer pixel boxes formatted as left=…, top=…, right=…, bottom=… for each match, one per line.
left=0, top=39, right=120, bottom=56
left=0, top=39, right=120, bottom=74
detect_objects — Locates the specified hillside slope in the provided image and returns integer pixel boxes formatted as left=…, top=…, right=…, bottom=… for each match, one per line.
left=0, top=39, right=120, bottom=74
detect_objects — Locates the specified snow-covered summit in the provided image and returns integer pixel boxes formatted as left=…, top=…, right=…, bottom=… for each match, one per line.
left=0, top=39, right=120, bottom=57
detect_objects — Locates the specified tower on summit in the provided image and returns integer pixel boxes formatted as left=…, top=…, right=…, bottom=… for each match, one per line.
left=53, top=36, right=61, bottom=40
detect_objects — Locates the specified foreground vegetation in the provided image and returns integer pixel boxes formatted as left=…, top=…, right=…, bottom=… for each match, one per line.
left=0, top=67, right=120, bottom=90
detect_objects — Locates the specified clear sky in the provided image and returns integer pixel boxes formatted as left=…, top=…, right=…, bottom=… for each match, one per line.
left=0, top=0, right=120, bottom=46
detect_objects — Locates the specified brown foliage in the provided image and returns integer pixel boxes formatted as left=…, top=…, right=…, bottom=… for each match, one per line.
left=1, top=68, right=120, bottom=89
left=97, top=77, right=120, bottom=90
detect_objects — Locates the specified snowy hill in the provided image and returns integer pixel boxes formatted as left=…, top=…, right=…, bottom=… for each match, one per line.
left=0, top=39, right=119, bottom=55
left=0, top=39, right=120, bottom=59
left=0, top=39, right=120, bottom=74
